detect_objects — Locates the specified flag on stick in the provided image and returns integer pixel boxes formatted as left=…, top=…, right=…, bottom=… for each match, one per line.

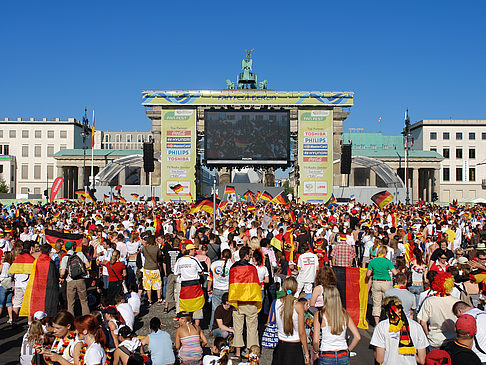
left=371, top=190, right=393, bottom=209
left=189, top=199, right=215, bottom=214
left=261, top=191, right=273, bottom=202
left=224, top=185, right=236, bottom=195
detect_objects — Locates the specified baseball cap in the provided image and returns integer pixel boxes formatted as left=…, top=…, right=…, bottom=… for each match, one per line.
left=34, top=311, right=47, bottom=321
left=425, top=349, right=451, bottom=365
left=65, top=241, right=76, bottom=250
left=185, top=243, right=196, bottom=250
left=455, top=314, right=476, bottom=336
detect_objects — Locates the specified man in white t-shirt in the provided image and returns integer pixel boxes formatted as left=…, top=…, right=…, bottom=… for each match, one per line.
left=295, top=244, right=319, bottom=298
left=115, top=294, right=135, bottom=330
left=371, top=296, right=428, bottom=365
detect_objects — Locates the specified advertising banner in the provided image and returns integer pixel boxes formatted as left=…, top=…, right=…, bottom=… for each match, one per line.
left=143, top=91, right=353, bottom=107
left=161, top=108, right=196, bottom=202
left=297, top=109, right=333, bottom=203
left=50, top=177, right=64, bottom=203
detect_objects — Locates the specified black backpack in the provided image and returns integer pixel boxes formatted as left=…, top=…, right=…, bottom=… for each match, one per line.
left=67, top=253, right=86, bottom=280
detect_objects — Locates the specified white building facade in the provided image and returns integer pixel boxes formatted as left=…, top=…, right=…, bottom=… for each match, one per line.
left=410, top=119, right=486, bottom=202
left=0, top=117, right=90, bottom=196
left=94, top=130, right=151, bottom=150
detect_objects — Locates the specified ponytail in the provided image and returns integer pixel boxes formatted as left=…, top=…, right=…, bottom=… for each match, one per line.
left=221, top=249, right=231, bottom=278
left=281, top=277, right=297, bottom=336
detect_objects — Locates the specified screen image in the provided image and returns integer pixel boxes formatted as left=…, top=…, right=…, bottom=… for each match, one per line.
left=204, top=109, right=290, bottom=165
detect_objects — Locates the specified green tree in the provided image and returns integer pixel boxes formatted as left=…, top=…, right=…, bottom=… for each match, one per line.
left=0, top=178, right=8, bottom=193
left=283, top=180, right=293, bottom=195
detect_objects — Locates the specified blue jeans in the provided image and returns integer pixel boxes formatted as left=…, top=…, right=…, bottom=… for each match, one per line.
left=319, top=352, right=349, bottom=365
left=408, top=285, right=424, bottom=309
left=212, top=328, right=231, bottom=339
left=162, top=276, right=168, bottom=301
left=0, top=285, right=13, bottom=307
left=210, top=288, right=226, bottom=329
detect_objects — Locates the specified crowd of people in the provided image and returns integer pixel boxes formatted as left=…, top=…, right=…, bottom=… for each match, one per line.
left=1, top=198, right=486, bottom=365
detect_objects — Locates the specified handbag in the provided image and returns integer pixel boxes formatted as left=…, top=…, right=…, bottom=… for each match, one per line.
left=262, top=299, right=279, bottom=349
left=1, top=276, right=14, bottom=291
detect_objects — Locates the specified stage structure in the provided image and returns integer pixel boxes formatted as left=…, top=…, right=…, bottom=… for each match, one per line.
left=142, top=51, right=353, bottom=203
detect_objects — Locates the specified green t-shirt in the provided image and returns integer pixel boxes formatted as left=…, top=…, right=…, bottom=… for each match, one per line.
left=368, top=257, right=394, bottom=281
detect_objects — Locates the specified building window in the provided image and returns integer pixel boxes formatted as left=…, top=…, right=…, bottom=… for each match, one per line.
left=60, top=144, right=67, bottom=150
left=456, top=132, right=463, bottom=140
left=47, top=145, right=54, bottom=157
left=482, top=132, right=486, bottom=140
left=126, top=135, right=132, bottom=143
left=443, top=148, right=450, bottom=159
left=371, top=145, right=376, bottom=150
left=137, top=134, right=143, bottom=143
left=0, top=165, right=3, bottom=173
left=469, top=132, right=476, bottom=140
left=116, top=134, right=121, bottom=142
left=443, top=132, right=450, bottom=140
left=430, top=132, right=437, bottom=140
left=35, top=130, right=42, bottom=138
left=469, top=148, right=476, bottom=159
left=21, top=187, right=28, bottom=194
left=22, top=145, right=29, bottom=157
left=21, top=164, right=29, bottom=179
left=22, top=130, right=29, bottom=138
left=34, top=165, right=41, bottom=179
left=9, top=130, right=16, bottom=138
left=34, top=188, right=41, bottom=195
left=0, top=130, right=3, bottom=138
left=47, top=130, right=54, bottom=138
left=105, top=134, right=110, bottom=142
left=456, top=167, right=463, bottom=181
left=3, top=145, right=9, bottom=155
left=47, top=165, right=54, bottom=179
left=430, top=148, right=437, bottom=152
left=60, top=130, right=67, bottom=139
left=383, top=145, right=388, bottom=150
left=469, top=168, right=476, bottom=181
left=443, top=168, right=450, bottom=181
left=456, top=148, right=463, bottom=159
left=34, top=145, right=41, bottom=157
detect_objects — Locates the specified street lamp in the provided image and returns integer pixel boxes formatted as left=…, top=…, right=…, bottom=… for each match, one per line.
left=402, top=109, right=412, bottom=205
left=80, top=108, right=90, bottom=199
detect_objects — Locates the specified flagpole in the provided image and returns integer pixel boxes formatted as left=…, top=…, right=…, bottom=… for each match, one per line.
left=213, top=173, right=217, bottom=234
left=91, top=109, right=95, bottom=190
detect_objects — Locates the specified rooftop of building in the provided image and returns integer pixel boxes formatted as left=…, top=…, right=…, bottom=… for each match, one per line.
left=53, top=149, right=143, bottom=157
left=410, top=119, right=486, bottom=130
left=342, top=131, right=443, bottom=159
left=1, top=117, right=78, bottom=123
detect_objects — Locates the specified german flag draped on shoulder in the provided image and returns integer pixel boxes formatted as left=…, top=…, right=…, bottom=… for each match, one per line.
left=228, top=260, right=262, bottom=312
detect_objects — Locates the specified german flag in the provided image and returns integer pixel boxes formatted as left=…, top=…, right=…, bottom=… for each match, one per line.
left=449, top=203, right=457, bottom=214
left=8, top=253, right=35, bottom=274
left=247, top=204, right=256, bottom=212
left=403, top=241, right=415, bottom=263
left=224, top=185, right=236, bottom=195
left=272, top=192, right=290, bottom=206
left=20, top=254, right=59, bottom=317
left=470, top=270, right=486, bottom=293
left=175, top=218, right=185, bottom=233
left=289, top=210, right=296, bottom=223
left=85, top=190, right=96, bottom=203
left=190, top=199, right=215, bottom=214
left=103, top=194, right=109, bottom=199
left=75, top=190, right=85, bottom=196
left=326, top=194, right=337, bottom=209
left=261, top=191, right=273, bottom=202
left=154, top=216, right=162, bottom=236
left=45, top=229, right=84, bottom=252
left=219, top=200, right=229, bottom=211
left=255, top=191, right=261, bottom=201
left=179, top=279, right=205, bottom=312
left=371, top=190, right=393, bottom=209
left=170, top=184, right=183, bottom=194
left=243, top=190, right=254, bottom=199
left=131, top=193, right=140, bottom=200
left=228, top=260, right=262, bottom=311
left=119, top=196, right=127, bottom=204
left=53, top=212, right=61, bottom=218
left=333, top=267, right=369, bottom=329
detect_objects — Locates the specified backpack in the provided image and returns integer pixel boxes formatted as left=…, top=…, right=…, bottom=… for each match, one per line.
left=67, top=253, right=86, bottom=280
left=119, top=345, right=150, bottom=365
left=454, top=284, right=473, bottom=307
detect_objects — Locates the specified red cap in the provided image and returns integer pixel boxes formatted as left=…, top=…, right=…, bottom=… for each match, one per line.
left=425, top=349, right=451, bottom=365
left=456, top=314, right=476, bottom=336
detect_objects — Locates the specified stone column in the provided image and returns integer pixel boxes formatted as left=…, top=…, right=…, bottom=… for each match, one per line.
left=119, top=167, right=126, bottom=185
left=370, top=170, right=377, bottom=186
left=433, top=168, right=440, bottom=202
left=219, top=167, right=231, bottom=184
left=412, top=168, right=419, bottom=203
left=78, top=166, right=84, bottom=190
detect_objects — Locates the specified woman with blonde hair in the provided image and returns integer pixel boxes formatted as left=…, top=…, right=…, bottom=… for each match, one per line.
left=312, top=286, right=360, bottom=364
left=271, top=277, right=309, bottom=365
left=105, top=249, right=126, bottom=302
left=367, top=245, right=398, bottom=325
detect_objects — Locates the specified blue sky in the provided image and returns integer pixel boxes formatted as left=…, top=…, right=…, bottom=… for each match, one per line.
left=1, top=1, right=485, bottom=135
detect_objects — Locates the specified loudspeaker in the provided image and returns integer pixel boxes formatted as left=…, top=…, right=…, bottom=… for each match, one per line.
left=340, top=144, right=352, bottom=174
left=143, top=142, right=154, bottom=173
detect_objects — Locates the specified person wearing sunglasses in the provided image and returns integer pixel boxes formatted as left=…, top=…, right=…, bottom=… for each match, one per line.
left=430, top=249, right=450, bottom=274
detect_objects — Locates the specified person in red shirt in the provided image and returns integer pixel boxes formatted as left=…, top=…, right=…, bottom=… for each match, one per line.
left=430, top=249, right=450, bottom=274
left=105, top=250, right=126, bottom=304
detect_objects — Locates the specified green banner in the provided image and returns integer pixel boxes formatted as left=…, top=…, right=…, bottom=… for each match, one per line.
left=161, top=108, right=196, bottom=202
left=297, top=109, right=333, bottom=202
left=143, top=91, right=353, bottom=107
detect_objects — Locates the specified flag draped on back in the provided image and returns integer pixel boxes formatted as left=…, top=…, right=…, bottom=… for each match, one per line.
left=179, top=279, right=205, bottom=312
left=371, top=190, right=393, bottom=209
left=20, top=254, right=59, bottom=317
left=333, top=267, right=369, bottom=329
left=228, top=260, right=262, bottom=311
left=8, top=253, right=35, bottom=274
left=154, top=216, right=162, bottom=236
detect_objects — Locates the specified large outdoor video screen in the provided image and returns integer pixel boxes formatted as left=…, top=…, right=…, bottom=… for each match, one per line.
left=204, top=109, right=290, bottom=165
